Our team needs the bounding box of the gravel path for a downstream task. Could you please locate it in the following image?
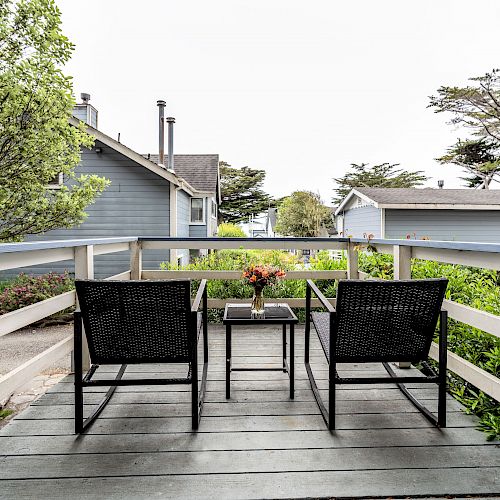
[0,323,72,427]
[0,323,72,376]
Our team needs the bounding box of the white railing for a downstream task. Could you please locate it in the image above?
[0,236,499,406]
[0,237,136,403]
[352,237,500,402]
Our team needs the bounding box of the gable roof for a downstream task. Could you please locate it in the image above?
[335,187,500,214]
[144,154,219,195]
[69,116,197,195]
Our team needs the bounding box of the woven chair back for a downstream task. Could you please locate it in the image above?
[334,279,447,362]
[75,280,193,364]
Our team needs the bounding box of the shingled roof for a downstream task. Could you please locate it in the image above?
[336,187,500,214]
[144,154,219,194]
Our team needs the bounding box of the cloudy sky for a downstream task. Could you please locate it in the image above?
[57,0,500,204]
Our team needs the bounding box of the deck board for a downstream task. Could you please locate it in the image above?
[0,324,498,499]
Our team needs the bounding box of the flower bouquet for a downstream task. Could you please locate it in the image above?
[242,265,286,317]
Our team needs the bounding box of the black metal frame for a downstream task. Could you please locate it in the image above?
[304,279,448,431]
[74,279,209,433]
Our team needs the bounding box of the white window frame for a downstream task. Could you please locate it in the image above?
[190,197,205,224]
[47,173,63,190]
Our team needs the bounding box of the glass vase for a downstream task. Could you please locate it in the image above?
[251,286,265,318]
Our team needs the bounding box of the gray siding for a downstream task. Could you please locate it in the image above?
[189,225,207,238]
[177,190,190,238]
[7,142,171,278]
[385,209,500,243]
[189,197,208,238]
[342,205,381,238]
[176,190,190,265]
[72,108,88,123]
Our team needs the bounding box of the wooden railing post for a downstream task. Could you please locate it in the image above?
[394,245,412,280]
[74,245,94,371]
[130,241,142,280]
[393,244,412,368]
[347,242,359,279]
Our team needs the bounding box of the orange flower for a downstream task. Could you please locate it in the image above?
[249,275,257,283]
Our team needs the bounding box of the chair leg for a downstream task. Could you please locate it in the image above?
[438,310,448,428]
[74,311,84,434]
[191,358,199,430]
[78,365,125,434]
[75,377,84,434]
[328,360,336,431]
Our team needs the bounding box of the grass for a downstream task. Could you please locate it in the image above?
[0,409,13,420]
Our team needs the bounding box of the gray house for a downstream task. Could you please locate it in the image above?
[335,187,500,243]
[18,97,220,277]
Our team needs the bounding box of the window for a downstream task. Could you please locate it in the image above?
[47,173,63,189]
[190,198,204,223]
[211,200,217,218]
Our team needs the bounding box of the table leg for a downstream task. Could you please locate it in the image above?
[226,324,231,399]
[282,324,287,373]
[290,323,294,399]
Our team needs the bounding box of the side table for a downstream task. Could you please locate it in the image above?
[223,303,299,399]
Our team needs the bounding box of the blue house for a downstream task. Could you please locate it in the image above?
[20,96,220,277]
[335,187,500,243]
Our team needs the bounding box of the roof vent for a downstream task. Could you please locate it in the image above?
[157,100,166,166]
[167,117,175,172]
[81,92,91,104]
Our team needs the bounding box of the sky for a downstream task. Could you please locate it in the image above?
[57,0,500,205]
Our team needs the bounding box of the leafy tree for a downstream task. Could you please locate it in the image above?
[218,161,273,224]
[275,191,333,237]
[332,163,427,204]
[217,223,246,237]
[436,139,500,189]
[429,70,500,188]
[0,0,109,242]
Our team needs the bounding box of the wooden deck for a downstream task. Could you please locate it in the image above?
[0,325,498,499]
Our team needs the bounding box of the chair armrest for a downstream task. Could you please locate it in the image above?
[306,279,336,313]
[191,279,207,312]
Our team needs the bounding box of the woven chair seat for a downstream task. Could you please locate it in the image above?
[311,312,331,362]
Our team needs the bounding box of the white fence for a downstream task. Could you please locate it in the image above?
[0,236,499,405]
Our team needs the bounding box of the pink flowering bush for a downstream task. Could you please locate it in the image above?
[0,272,74,315]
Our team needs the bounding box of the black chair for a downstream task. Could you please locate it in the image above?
[74,279,208,433]
[305,278,448,430]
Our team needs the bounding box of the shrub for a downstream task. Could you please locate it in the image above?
[0,272,74,315]
[217,223,246,238]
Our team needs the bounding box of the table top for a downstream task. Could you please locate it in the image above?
[223,303,299,324]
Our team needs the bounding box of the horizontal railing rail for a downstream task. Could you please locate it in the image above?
[0,236,499,406]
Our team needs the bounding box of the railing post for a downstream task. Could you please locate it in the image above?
[74,245,94,371]
[347,242,359,279]
[394,245,412,280]
[394,244,412,368]
[130,241,142,280]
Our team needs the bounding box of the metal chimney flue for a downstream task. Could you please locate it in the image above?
[157,100,166,166]
[437,180,444,189]
[166,117,175,171]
